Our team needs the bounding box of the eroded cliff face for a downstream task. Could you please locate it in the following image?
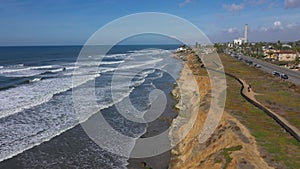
[169,54,272,169]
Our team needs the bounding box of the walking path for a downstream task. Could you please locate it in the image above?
[232,75,300,142]
[195,52,300,142]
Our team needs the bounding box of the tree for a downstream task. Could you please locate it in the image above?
[277,40,282,50]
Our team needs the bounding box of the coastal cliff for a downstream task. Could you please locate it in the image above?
[169,52,272,169]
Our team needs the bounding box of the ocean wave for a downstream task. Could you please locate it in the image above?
[29,78,42,83]
[117,58,163,70]
[100,60,125,65]
[129,48,171,55]
[0,70,44,77]
[0,80,137,163]
[0,65,56,74]
[0,65,78,78]
[103,53,127,59]
[0,72,100,119]
[0,67,31,74]
[0,48,174,164]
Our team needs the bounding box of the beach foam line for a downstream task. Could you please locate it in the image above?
[0,82,138,163]
[0,65,57,74]
[29,78,42,83]
[0,73,100,119]
[100,60,125,65]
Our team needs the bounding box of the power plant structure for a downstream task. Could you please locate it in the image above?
[244,24,248,43]
[233,24,249,45]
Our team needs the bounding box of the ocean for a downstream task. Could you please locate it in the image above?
[0,45,182,168]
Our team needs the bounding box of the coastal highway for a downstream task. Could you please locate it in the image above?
[237,54,300,86]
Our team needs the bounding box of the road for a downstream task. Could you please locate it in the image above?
[237,54,300,86]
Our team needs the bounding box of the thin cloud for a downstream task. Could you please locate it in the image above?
[245,0,268,6]
[223,3,245,12]
[223,27,239,34]
[286,23,299,28]
[273,21,282,28]
[179,0,192,7]
[260,21,298,32]
[266,2,277,9]
[260,21,282,32]
[285,0,300,9]
[251,24,300,42]
[244,0,279,9]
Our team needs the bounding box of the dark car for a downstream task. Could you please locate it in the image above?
[272,71,280,76]
[280,74,288,79]
[255,64,261,68]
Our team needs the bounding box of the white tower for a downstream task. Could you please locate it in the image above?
[244,24,248,43]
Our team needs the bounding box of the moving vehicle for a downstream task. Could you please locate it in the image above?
[280,74,288,79]
[254,64,261,68]
[272,71,280,77]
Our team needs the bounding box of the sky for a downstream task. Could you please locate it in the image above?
[0,0,300,46]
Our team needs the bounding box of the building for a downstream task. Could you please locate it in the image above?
[233,24,248,45]
[277,50,298,62]
[244,24,248,43]
[228,43,234,48]
[264,49,277,59]
[176,46,187,52]
[265,50,298,61]
[233,38,244,45]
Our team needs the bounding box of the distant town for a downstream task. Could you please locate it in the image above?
[214,24,300,71]
[176,24,300,87]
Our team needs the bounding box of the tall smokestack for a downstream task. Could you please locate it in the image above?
[244,24,248,43]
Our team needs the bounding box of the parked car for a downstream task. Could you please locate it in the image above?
[280,74,288,79]
[272,71,280,77]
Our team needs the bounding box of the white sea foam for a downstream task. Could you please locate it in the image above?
[0,81,136,163]
[0,72,100,119]
[0,69,45,77]
[0,65,56,74]
[100,60,125,65]
[0,67,31,73]
[0,48,175,163]
[29,78,42,83]
[103,53,127,59]
[0,65,79,77]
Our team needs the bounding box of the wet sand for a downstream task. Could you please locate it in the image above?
[127,73,179,169]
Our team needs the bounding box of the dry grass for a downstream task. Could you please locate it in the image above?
[219,53,300,168]
[219,54,300,129]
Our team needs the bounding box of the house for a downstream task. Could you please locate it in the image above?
[228,43,234,48]
[176,46,187,52]
[277,50,298,62]
[264,50,298,61]
[233,38,244,45]
[264,49,277,59]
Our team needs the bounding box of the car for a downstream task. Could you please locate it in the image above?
[272,71,280,76]
[255,64,261,68]
[280,74,288,79]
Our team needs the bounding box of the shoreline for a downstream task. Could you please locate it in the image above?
[126,54,182,169]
